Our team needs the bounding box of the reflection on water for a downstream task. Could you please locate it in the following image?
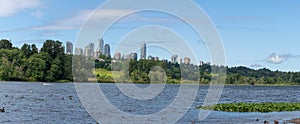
[0,82,300,123]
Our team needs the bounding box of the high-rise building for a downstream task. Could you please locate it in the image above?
[104,44,110,57]
[199,61,204,66]
[84,43,94,57]
[148,55,159,61]
[84,45,91,57]
[113,52,122,60]
[75,48,83,55]
[140,43,146,60]
[131,53,137,60]
[124,53,137,60]
[89,43,94,54]
[171,55,182,64]
[184,57,191,65]
[177,57,182,64]
[148,55,154,60]
[98,38,104,54]
[66,41,73,54]
[171,55,178,63]
[94,51,100,59]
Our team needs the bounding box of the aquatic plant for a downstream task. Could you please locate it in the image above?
[197,102,300,113]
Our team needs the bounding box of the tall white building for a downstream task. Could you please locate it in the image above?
[84,43,94,57]
[184,57,191,65]
[75,48,83,55]
[171,55,178,63]
[140,43,146,60]
[98,38,104,54]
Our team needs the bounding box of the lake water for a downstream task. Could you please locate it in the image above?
[0,82,300,124]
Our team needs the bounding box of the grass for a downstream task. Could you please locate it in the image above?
[95,69,123,77]
[93,69,123,82]
[197,102,300,113]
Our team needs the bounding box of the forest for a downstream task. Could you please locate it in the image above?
[0,39,72,82]
[95,52,300,85]
[1,39,300,84]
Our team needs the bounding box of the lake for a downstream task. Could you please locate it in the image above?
[0,82,300,124]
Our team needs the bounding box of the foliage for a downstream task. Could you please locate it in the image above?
[197,102,300,113]
[2,38,300,84]
[94,56,300,84]
[0,39,13,49]
[0,39,73,82]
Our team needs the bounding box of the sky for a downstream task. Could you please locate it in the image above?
[0,0,300,72]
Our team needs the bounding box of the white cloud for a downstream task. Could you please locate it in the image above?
[0,8,135,36]
[266,53,300,64]
[267,53,284,64]
[30,10,43,19]
[0,8,175,34]
[0,0,42,17]
[30,9,134,31]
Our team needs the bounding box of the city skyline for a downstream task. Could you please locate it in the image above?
[1,0,300,71]
[73,40,198,65]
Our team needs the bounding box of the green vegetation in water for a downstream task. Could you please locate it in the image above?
[197,102,300,113]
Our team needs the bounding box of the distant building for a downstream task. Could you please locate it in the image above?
[130,53,137,60]
[148,55,159,61]
[94,51,100,59]
[113,52,122,60]
[184,57,191,65]
[125,53,137,60]
[98,38,104,54]
[199,61,204,66]
[171,55,182,64]
[89,43,94,54]
[84,45,91,57]
[104,44,110,57]
[171,55,178,63]
[140,43,146,60]
[66,41,73,54]
[148,55,154,60]
[75,48,83,55]
[177,57,182,64]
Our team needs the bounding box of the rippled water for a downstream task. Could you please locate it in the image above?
[0,82,300,124]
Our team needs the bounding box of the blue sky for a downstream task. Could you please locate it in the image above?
[0,0,300,71]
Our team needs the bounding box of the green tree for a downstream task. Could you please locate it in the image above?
[25,52,52,81]
[21,44,33,57]
[0,39,13,49]
[31,44,38,54]
[0,57,13,80]
[40,40,64,59]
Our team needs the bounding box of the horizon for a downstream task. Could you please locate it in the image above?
[2,38,299,73]
[1,0,300,72]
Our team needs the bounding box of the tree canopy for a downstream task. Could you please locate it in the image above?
[0,39,72,82]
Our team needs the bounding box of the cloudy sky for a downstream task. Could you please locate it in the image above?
[0,0,300,71]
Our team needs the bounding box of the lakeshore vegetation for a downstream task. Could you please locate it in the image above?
[1,39,300,84]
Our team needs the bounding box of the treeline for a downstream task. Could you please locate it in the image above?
[96,58,300,85]
[0,39,72,82]
[2,38,300,84]
[226,66,300,85]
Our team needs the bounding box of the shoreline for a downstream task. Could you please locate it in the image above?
[1,81,300,86]
[286,118,300,123]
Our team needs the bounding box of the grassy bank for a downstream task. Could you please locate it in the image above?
[197,102,300,113]
[92,69,300,85]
